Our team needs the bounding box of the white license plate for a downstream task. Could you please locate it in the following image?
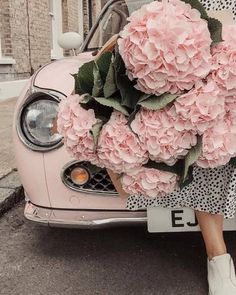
[147,207,236,233]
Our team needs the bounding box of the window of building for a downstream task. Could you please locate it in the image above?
[0,36,15,65]
[49,0,63,59]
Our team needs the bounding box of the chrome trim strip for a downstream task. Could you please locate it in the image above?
[61,160,118,196]
[24,202,147,229]
[51,217,147,229]
[16,87,64,152]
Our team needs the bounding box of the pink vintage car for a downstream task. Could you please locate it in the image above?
[12,0,236,231]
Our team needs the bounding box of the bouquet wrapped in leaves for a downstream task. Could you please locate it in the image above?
[57,0,236,198]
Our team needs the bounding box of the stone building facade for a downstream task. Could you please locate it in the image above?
[0,0,107,82]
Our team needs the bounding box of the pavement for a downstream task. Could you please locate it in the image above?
[0,97,17,178]
[0,202,212,295]
[0,202,235,295]
[0,97,24,217]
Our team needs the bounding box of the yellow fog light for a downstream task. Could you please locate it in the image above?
[70,167,90,186]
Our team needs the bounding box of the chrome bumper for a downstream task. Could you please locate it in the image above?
[24,202,147,229]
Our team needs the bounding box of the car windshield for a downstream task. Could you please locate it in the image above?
[84,0,152,51]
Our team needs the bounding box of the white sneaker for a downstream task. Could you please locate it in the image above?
[208,254,236,295]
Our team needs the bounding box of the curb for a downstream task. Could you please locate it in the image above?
[0,169,24,218]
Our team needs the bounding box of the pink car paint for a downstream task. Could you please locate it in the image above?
[34,52,93,96]
[12,51,147,228]
[12,1,236,231]
[34,52,129,210]
[15,2,236,231]
[12,79,51,207]
[43,148,128,210]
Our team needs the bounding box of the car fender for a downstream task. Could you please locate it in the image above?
[33,52,93,96]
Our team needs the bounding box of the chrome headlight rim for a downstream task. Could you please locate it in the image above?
[16,88,64,152]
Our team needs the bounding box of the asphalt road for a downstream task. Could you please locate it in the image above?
[0,202,236,295]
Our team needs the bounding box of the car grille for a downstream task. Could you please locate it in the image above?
[62,161,118,196]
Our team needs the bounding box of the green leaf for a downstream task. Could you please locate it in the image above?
[96,51,113,83]
[116,74,142,109]
[138,93,178,110]
[126,105,141,138]
[90,120,104,149]
[144,159,184,177]
[72,74,81,95]
[208,17,223,44]
[127,105,141,129]
[93,97,129,116]
[229,157,236,167]
[181,0,208,20]
[138,93,152,103]
[180,166,194,190]
[75,60,95,95]
[85,162,102,175]
[183,136,202,182]
[113,50,143,109]
[104,57,118,98]
[79,95,113,121]
[113,51,126,75]
[92,62,103,97]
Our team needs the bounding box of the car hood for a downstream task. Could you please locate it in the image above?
[33,52,94,96]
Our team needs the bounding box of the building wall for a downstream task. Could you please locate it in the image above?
[0,0,105,82]
[8,0,30,80]
[82,0,90,38]
[62,0,80,56]
[0,0,15,81]
[10,0,51,79]
[0,0,51,81]
[0,0,12,56]
[62,0,79,33]
[91,0,102,25]
[27,0,51,74]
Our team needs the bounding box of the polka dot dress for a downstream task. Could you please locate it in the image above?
[126,0,236,219]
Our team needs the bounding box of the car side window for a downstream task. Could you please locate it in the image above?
[87,1,129,50]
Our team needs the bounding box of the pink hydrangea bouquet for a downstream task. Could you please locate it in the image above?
[57,0,236,198]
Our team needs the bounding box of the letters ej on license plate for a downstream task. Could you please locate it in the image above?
[147,207,236,233]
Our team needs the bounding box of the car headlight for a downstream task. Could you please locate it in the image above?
[17,91,63,151]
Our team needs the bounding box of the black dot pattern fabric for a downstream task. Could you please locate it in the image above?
[127,164,236,218]
[126,1,236,219]
[206,0,236,17]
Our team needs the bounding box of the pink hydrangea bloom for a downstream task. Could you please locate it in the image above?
[222,24,236,47]
[57,94,100,165]
[131,106,197,166]
[196,117,236,169]
[224,94,236,137]
[121,167,179,198]
[118,0,212,95]
[97,112,148,173]
[210,25,236,93]
[174,80,225,134]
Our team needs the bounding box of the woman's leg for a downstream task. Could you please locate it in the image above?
[196,211,236,294]
[195,210,227,260]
